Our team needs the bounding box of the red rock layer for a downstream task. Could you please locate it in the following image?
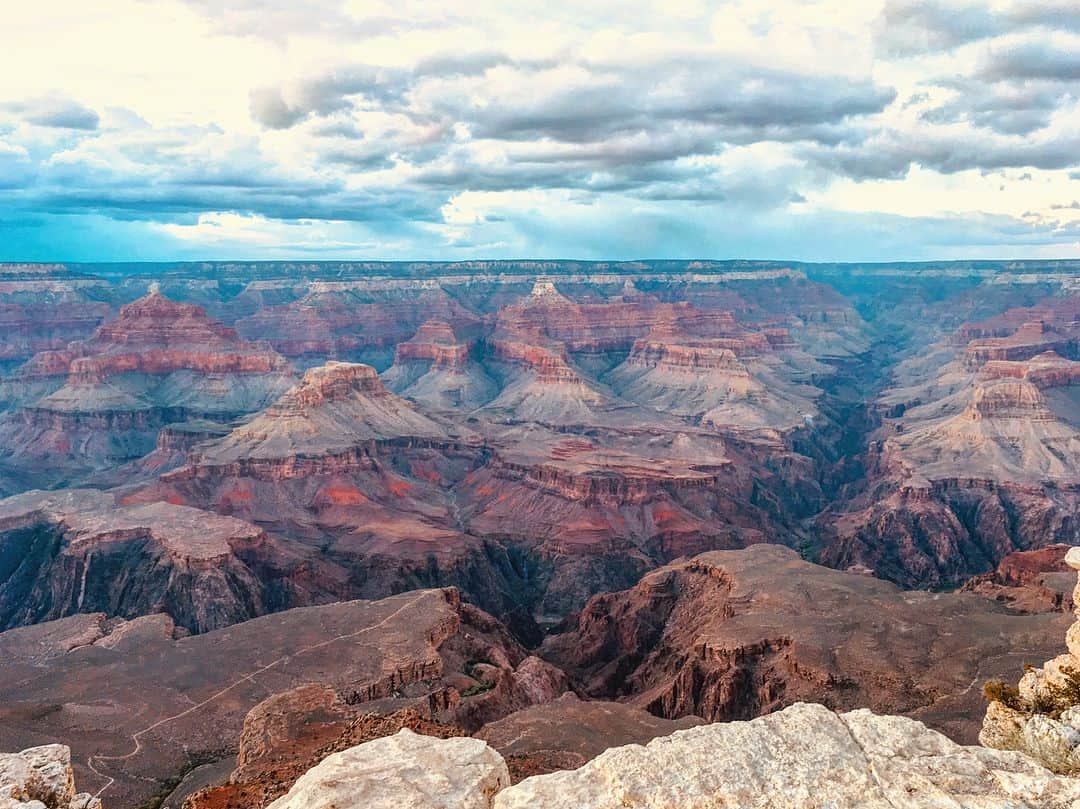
[234,285,482,363]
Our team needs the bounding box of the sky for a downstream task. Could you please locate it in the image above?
[1,0,1078,262]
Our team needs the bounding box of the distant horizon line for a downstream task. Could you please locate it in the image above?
[5,258,1080,268]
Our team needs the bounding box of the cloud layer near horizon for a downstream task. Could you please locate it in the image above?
[1,0,1078,261]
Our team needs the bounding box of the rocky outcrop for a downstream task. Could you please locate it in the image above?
[0,265,113,378]
[234,283,482,368]
[606,318,824,433]
[475,693,702,782]
[0,489,313,634]
[981,547,1080,774]
[0,744,100,809]
[820,292,1080,588]
[962,544,1075,613]
[185,362,451,468]
[541,545,1070,742]
[266,730,509,809]
[381,321,497,412]
[0,588,563,808]
[261,703,1080,809]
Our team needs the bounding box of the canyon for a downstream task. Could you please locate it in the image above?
[0,259,1076,807]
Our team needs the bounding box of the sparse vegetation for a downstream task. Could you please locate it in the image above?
[983,666,1080,720]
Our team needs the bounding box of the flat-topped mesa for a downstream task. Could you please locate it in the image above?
[529,278,571,303]
[980,549,1080,774]
[382,321,498,412]
[967,379,1056,420]
[963,322,1079,370]
[624,340,751,375]
[489,338,584,384]
[281,361,391,409]
[954,296,1080,345]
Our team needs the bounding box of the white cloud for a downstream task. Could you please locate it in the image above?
[0,0,1077,259]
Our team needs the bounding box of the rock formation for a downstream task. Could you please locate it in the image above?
[0,488,318,634]
[381,320,497,412]
[0,588,562,808]
[981,547,1080,774]
[234,283,482,370]
[266,730,509,809]
[263,703,1080,809]
[819,292,1080,587]
[0,264,112,379]
[0,744,100,809]
[962,544,1075,613]
[541,544,1070,742]
[0,289,295,492]
[474,693,703,782]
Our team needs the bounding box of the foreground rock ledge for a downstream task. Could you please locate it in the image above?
[0,744,99,809]
[268,703,1080,809]
[981,546,1080,774]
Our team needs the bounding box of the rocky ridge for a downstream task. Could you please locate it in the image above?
[265,703,1080,809]
[981,547,1080,774]
[0,744,99,809]
[0,488,314,634]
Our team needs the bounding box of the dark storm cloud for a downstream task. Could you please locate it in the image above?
[6,182,441,224]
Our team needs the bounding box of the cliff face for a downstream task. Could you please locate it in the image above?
[0,489,319,634]
[234,284,482,368]
[0,743,100,809]
[0,265,113,376]
[541,545,1069,743]
[0,289,296,492]
[0,589,564,809]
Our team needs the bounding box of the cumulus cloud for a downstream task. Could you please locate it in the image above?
[0,0,1078,260]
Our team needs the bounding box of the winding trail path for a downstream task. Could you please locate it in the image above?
[87,591,430,799]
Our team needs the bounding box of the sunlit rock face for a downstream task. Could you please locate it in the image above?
[264,705,1080,809]
[0,743,100,809]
